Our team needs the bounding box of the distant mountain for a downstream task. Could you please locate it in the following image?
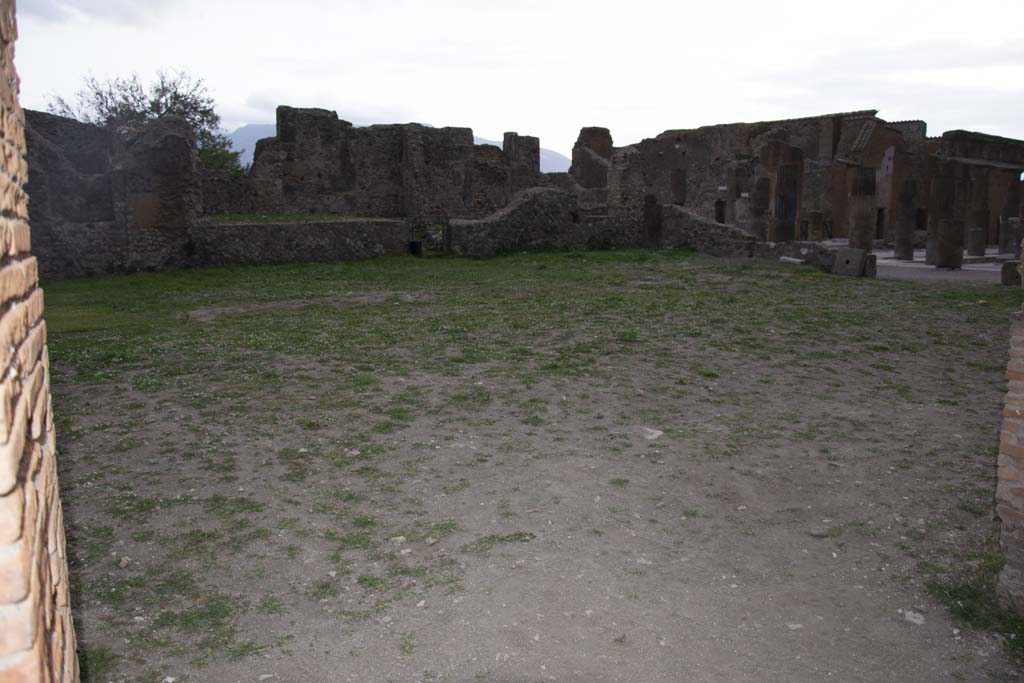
[472,136,571,173]
[227,124,275,166]
[227,124,571,173]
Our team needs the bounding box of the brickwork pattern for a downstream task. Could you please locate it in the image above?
[0,1,79,680]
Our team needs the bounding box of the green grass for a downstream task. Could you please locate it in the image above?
[927,550,1024,659]
[78,646,118,683]
[460,531,536,554]
[42,250,1024,677]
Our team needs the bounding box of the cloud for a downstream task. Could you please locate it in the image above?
[14,0,1024,154]
[19,0,179,24]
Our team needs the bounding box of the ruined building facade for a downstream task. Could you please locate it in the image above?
[564,111,1024,257]
[25,105,546,277]
[0,1,79,680]
[22,103,1024,278]
[203,106,540,221]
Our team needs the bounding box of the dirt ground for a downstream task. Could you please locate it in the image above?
[44,251,1024,682]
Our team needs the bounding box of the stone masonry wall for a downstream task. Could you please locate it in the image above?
[26,110,199,278]
[0,1,79,681]
[447,188,635,257]
[238,106,543,222]
[189,219,408,267]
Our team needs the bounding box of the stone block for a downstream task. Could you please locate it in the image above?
[1003,262,1022,287]
[0,594,36,655]
[967,224,987,256]
[864,253,877,278]
[0,485,22,545]
[831,247,867,277]
[1001,217,1023,256]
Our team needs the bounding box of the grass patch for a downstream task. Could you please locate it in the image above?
[461,531,536,554]
[78,646,118,682]
[927,550,1024,659]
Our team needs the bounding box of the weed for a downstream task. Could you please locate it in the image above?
[461,531,536,554]
[927,551,1024,659]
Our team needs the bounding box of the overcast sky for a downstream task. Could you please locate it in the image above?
[14,0,1024,156]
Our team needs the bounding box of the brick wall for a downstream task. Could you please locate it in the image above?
[0,1,79,680]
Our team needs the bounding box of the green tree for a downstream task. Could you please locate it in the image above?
[47,69,245,173]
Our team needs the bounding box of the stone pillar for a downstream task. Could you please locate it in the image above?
[967,224,987,257]
[806,210,825,242]
[935,219,964,269]
[1002,217,1023,257]
[0,1,80,680]
[894,179,917,261]
[894,224,915,260]
[998,309,1024,612]
[120,116,200,271]
[969,165,991,256]
[848,166,876,252]
[606,146,646,244]
[927,165,957,265]
[503,132,540,194]
[569,127,613,189]
[748,177,771,242]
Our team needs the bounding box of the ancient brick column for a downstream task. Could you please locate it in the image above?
[569,127,612,189]
[848,166,876,252]
[0,1,79,680]
[1002,217,1023,258]
[503,132,540,195]
[926,166,957,265]
[968,166,990,257]
[935,218,964,269]
[893,179,917,261]
[967,224,987,257]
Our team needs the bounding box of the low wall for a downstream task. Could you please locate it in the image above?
[188,218,408,267]
[29,220,125,278]
[447,187,636,257]
[32,187,853,277]
[661,204,757,256]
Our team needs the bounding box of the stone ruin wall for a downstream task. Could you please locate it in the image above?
[568,112,1024,258]
[0,1,79,680]
[26,109,199,278]
[21,99,1024,278]
[26,105,548,277]
[206,105,541,222]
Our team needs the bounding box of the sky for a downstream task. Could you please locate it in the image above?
[14,0,1024,157]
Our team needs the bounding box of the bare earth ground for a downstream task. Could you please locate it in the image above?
[44,251,1024,683]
